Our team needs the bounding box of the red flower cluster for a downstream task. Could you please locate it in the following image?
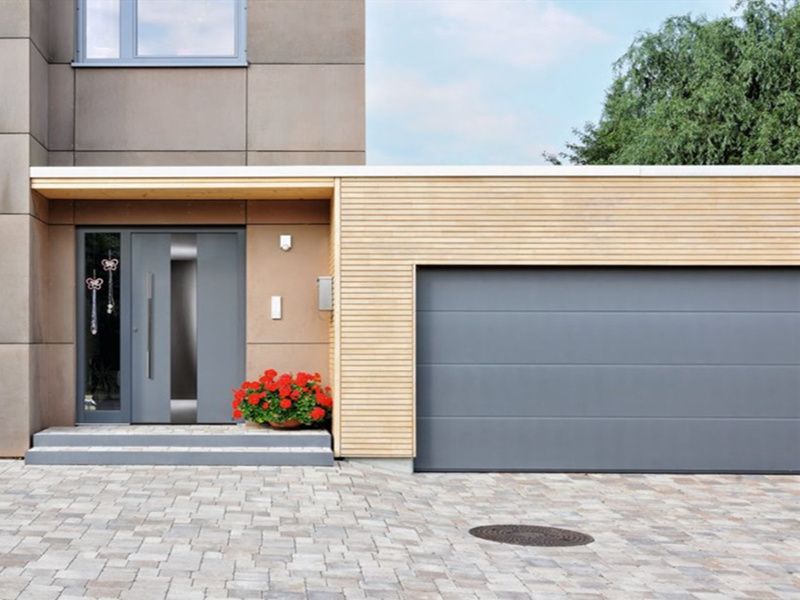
[231,370,333,426]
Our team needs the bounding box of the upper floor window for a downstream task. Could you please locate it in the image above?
[76,0,247,66]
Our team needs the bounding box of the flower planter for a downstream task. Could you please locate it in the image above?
[267,419,302,430]
[244,419,302,430]
[232,370,332,428]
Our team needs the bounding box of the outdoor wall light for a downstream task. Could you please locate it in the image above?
[280,235,292,251]
[271,296,282,320]
[318,277,333,311]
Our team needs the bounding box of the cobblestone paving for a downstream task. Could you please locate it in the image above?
[0,460,797,600]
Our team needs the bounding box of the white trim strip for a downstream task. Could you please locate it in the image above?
[30,165,800,179]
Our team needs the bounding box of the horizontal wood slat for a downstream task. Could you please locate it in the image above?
[336,177,800,458]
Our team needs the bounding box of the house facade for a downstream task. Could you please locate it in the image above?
[0,0,365,456]
[2,2,798,473]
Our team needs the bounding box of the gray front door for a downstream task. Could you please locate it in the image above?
[131,231,244,424]
[131,234,172,422]
[416,267,800,473]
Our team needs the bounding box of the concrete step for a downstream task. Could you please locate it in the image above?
[33,425,332,449]
[25,445,334,466]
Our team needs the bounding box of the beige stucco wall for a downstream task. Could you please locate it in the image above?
[245,201,332,383]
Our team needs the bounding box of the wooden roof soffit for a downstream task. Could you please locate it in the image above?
[30,177,336,201]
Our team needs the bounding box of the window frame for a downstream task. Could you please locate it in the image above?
[74,0,248,67]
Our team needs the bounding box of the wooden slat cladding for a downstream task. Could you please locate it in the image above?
[331,179,342,456]
[336,176,800,458]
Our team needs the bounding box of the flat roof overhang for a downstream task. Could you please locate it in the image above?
[30,165,800,201]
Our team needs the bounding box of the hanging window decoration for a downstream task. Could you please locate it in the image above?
[101,255,119,314]
[86,271,104,335]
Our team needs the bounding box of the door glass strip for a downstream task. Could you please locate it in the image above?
[83,233,122,412]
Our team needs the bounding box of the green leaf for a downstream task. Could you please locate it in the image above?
[557,0,800,165]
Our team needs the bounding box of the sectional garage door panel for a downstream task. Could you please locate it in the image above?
[416,268,800,472]
[418,312,800,366]
[416,418,800,472]
[417,268,800,312]
[417,365,800,418]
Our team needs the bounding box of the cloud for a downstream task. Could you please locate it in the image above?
[429,0,613,69]
[367,0,610,164]
[370,69,516,142]
[368,65,552,164]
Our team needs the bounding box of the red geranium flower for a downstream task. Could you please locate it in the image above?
[233,370,331,426]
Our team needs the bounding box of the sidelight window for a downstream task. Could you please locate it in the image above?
[82,232,123,413]
[76,0,247,66]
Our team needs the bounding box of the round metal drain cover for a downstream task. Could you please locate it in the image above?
[469,525,594,547]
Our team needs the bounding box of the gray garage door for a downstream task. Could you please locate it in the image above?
[416,267,800,472]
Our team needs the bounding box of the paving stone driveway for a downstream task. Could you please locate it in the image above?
[0,460,797,600]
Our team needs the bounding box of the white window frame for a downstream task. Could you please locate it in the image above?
[74,0,248,67]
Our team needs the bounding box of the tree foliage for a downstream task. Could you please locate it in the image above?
[547,0,800,165]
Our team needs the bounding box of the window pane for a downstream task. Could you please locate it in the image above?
[85,0,120,59]
[136,0,237,57]
[84,233,122,412]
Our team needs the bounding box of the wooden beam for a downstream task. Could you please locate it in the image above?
[31,177,335,200]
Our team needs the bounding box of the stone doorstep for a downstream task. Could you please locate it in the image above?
[42,425,327,435]
[32,425,332,448]
[25,445,335,467]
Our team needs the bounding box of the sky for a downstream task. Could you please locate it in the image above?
[366,0,740,165]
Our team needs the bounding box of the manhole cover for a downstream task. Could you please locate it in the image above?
[469,525,594,547]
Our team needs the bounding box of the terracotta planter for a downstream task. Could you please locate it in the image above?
[267,419,302,429]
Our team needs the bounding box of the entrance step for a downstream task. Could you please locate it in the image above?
[26,425,334,466]
[25,446,334,466]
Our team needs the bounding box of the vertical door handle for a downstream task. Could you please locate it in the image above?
[146,271,154,380]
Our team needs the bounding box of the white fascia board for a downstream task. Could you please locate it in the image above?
[29,165,800,179]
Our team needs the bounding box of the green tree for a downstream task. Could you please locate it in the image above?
[547,0,800,165]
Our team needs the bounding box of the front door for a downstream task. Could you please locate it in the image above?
[78,229,245,424]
